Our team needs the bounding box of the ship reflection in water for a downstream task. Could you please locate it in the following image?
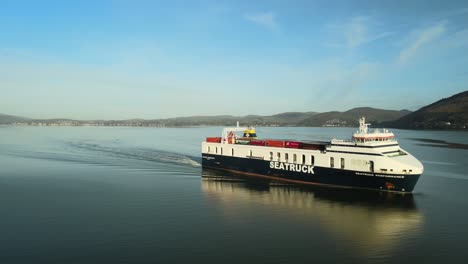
[201,168,424,258]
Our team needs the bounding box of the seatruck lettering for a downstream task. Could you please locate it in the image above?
[270,161,314,174]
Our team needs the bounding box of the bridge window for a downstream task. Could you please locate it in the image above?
[341,158,345,169]
[269,152,273,161]
[249,150,252,157]
[302,155,306,164]
[330,157,334,168]
[221,148,223,155]
[215,147,218,154]
[207,146,210,153]
[285,153,289,162]
[277,152,281,161]
[311,155,315,165]
[293,154,297,163]
[231,149,234,156]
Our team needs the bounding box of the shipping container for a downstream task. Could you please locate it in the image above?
[266,139,285,148]
[206,137,222,143]
[250,139,266,146]
[285,141,303,149]
[303,143,326,151]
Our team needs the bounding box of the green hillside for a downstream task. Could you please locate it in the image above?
[385,91,468,129]
[298,107,411,127]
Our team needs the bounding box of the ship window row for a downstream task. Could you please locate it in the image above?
[207,147,315,166]
[207,146,219,153]
[355,138,393,143]
[269,151,315,165]
[206,146,335,169]
[206,146,228,155]
[330,157,345,169]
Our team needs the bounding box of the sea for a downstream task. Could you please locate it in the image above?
[0,126,467,263]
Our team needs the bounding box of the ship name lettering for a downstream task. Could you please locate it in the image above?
[270,161,314,174]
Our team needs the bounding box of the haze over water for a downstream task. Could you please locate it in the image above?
[0,126,467,263]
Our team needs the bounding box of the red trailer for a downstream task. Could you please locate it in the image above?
[206,137,222,143]
[266,139,285,148]
[250,139,266,146]
[285,141,303,149]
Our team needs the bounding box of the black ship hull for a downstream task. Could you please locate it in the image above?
[202,154,420,192]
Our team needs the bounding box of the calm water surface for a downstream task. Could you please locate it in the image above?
[0,126,467,263]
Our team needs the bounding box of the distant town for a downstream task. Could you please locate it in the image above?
[11,120,168,127]
[11,118,351,128]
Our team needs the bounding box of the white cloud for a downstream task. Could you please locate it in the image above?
[346,16,393,48]
[398,21,446,64]
[326,16,393,49]
[244,11,278,31]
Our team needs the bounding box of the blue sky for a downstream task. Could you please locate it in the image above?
[1,0,467,119]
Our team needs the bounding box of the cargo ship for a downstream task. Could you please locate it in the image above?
[201,117,423,192]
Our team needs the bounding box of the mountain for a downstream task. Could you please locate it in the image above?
[0,108,411,127]
[297,107,411,127]
[384,91,468,129]
[265,112,319,125]
[156,112,319,126]
[0,112,319,126]
[0,114,30,124]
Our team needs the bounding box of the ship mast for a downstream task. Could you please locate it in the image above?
[221,122,250,144]
[359,117,370,134]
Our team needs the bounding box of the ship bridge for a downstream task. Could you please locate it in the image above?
[329,117,402,157]
[352,117,395,143]
[326,117,423,176]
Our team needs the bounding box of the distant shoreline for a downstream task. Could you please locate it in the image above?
[2,123,467,131]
